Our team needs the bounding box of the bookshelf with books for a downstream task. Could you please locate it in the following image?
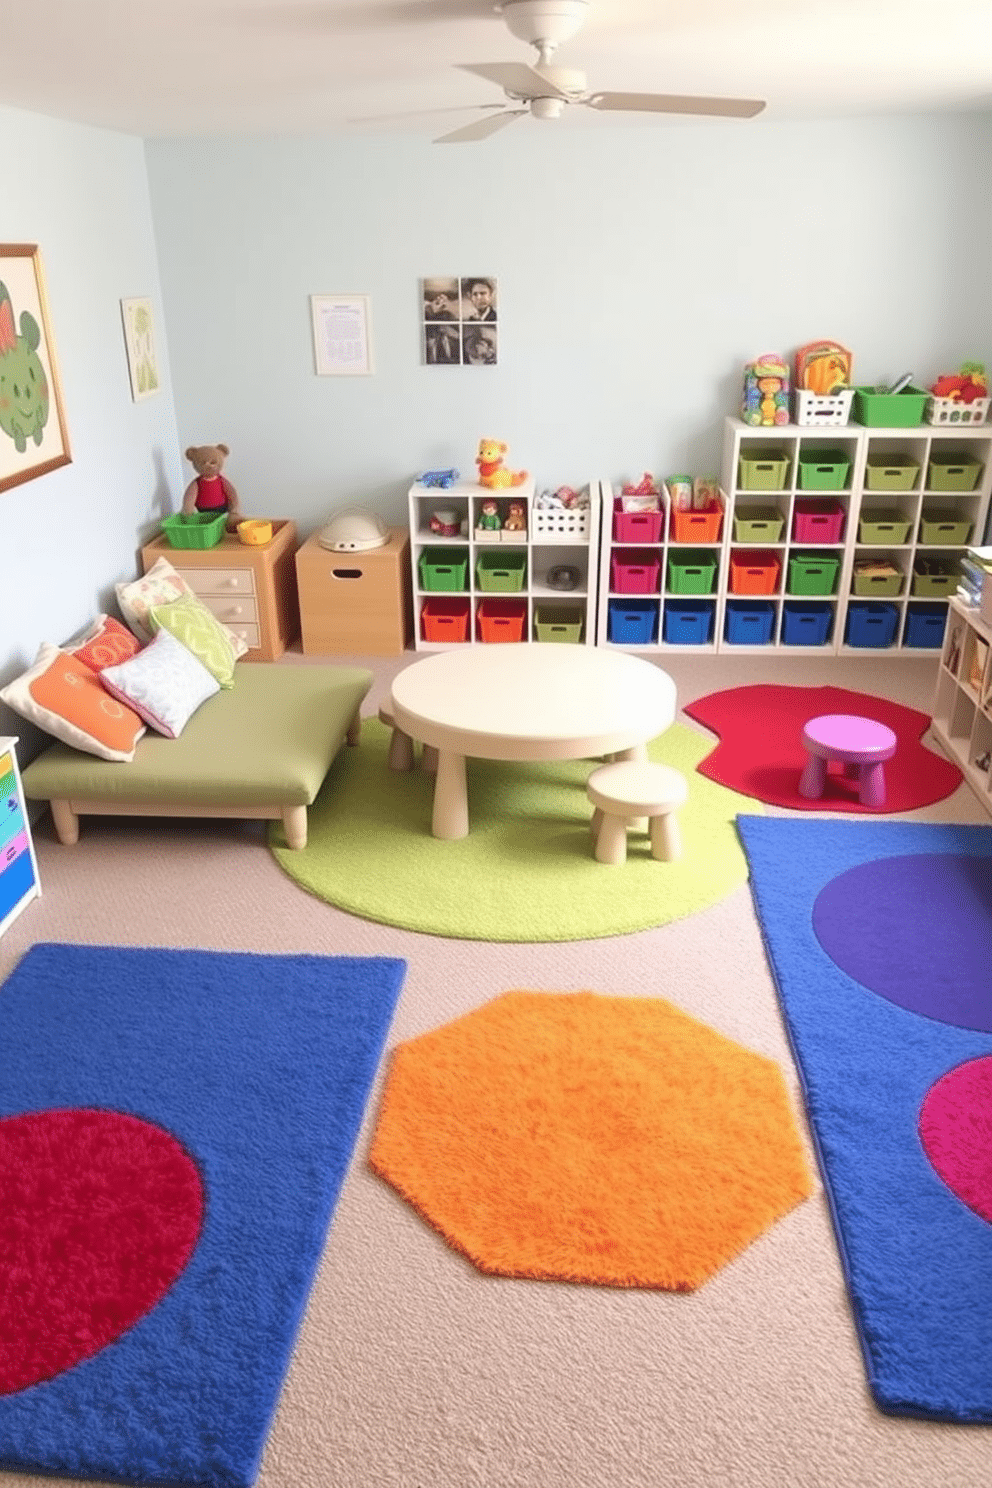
[930,593,992,817]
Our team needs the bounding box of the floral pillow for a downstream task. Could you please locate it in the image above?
[0,643,145,762]
[100,626,219,738]
[116,556,248,657]
[65,614,143,673]
[148,595,237,689]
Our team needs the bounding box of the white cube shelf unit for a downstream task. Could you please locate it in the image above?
[716,418,992,656]
[408,475,601,649]
[595,481,728,652]
[929,595,992,818]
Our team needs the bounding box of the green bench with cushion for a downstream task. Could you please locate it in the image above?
[21,663,372,849]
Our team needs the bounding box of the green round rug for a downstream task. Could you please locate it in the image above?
[269,718,759,942]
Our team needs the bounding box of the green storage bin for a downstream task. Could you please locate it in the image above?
[733,506,785,543]
[864,455,920,491]
[797,450,851,490]
[476,549,526,592]
[418,546,468,591]
[857,510,912,544]
[852,562,904,597]
[787,552,840,596]
[911,558,959,597]
[918,511,973,545]
[738,451,790,490]
[161,511,226,549]
[852,386,928,427]
[666,548,718,595]
[926,456,983,492]
[534,605,584,643]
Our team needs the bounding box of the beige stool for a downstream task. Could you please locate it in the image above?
[379,705,438,774]
[586,760,688,866]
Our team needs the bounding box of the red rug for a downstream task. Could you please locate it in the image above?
[685,684,962,813]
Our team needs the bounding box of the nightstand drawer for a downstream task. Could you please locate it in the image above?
[204,595,259,628]
[180,567,256,598]
[222,622,260,650]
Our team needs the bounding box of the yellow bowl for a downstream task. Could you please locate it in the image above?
[238,519,272,547]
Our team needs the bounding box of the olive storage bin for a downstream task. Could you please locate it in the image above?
[926,456,983,492]
[857,510,912,544]
[918,511,973,545]
[864,455,920,491]
[911,557,959,596]
[476,549,526,592]
[733,506,785,543]
[534,605,583,643]
[852,563,904,597]
[666,548,718,594]
[797,450,851,490]
[738,451,791,490]
[787,552,839,595]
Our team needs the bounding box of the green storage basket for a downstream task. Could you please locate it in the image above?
[864,455,920,491]
[476,549,527,592]
[787,552,839,596]
[418,546,468,591]
[852,563,904,597]
[857,510,912,544]
[926,457,983,492]
[918,510,973,546]
[911,558,960,597]
[738,451,790,490]
[852,386,928,427]
[797,450,851,490]
[161,511,226,549]
[534,604,584,643]
[733,506,785,543]
[666,548,718,595]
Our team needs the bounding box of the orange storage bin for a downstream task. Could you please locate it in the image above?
[670,505,723,544]
[476,597,527,643]
[730,549,781,595]
[421,595,471,643]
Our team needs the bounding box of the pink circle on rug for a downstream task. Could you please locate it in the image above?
[0,1107,204,1394]
[919,1057,992,1225]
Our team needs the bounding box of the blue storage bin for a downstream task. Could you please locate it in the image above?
[903,602,948,649]
[781,601,833,646]
[663,599,715,645]
[607,597,658,645]
[724,599,775,645]
[845,601,899,648]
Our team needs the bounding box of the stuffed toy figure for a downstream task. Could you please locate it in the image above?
[182,444,241,528]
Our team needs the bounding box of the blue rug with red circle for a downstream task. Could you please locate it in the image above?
[738,816,992,1422]
[0,943,405,1486]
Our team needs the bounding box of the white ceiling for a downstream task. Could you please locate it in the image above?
[3,0,991,140]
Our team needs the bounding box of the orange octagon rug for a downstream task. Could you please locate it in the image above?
[369,991,814,1289]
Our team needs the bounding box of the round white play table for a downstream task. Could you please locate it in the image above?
[390,645,678,839]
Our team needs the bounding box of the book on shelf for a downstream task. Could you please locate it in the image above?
[969,636,989,692]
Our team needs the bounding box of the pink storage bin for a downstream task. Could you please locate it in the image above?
[792,498,845,544]
[611,547,661,594]
[612,499,664,543]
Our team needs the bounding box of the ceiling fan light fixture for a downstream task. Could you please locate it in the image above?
[496,1,590,56]
[530,95,566,119]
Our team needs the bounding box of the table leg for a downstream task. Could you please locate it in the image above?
[859,761,887,807]
[432,749,469,839]
[798,752,827,799]
[614,742,648,763]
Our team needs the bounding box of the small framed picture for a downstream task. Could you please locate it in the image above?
[120,296,161,401]
[310,294,373,376]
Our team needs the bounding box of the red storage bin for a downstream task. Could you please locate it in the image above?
[792,498,845,544]
[421,596,471,643]
[730,549,781,595]
[476,597,527,642]
[670,505,724,544]
[611,548,661,594]
[612,499,664,543]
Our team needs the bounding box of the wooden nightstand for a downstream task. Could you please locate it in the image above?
[141,520,300,661]
[295,526,413,655]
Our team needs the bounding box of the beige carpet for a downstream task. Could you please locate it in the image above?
[2,648,989,1488]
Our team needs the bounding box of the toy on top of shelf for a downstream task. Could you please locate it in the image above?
[417,467,460,488]
[794,341,853,395]
[477,498,502,531]
[429,508,461,537]
[622,472,660,498]
[666,475,692,512]
[930,364,987,403]
[741,354,790,427]
[476,438,528,489]
[693,476,720,511]
[182,443,242,529]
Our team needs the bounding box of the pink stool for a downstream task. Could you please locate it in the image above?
[798,714,897,807]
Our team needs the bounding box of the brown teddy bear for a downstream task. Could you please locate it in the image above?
[181,444,241,529]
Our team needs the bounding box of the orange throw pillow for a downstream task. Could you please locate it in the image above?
[0,644,145,762]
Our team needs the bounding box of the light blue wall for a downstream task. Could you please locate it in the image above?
[0,106,183,757]
[146,112,992,539]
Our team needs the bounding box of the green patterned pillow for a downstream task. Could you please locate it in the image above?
[148,595,237,689]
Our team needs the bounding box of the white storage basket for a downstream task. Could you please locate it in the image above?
[532,505,591,541]
[793,387,855,427]
[925,395,990,426]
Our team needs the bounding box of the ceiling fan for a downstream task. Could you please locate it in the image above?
[435,0,765,143]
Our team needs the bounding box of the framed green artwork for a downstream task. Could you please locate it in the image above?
[0,243,72,494]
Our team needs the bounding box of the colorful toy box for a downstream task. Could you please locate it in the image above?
[741,354,790,427]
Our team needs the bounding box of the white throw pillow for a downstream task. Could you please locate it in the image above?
[100,626,219,738]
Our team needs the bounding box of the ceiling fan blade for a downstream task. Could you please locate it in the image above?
[457,62,571,98]
[435,109,528,144]
[351,102,506,125]
[588,92,766,119]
